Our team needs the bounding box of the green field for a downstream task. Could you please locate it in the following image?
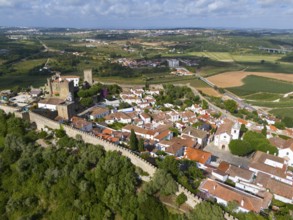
[270,108,293,119]
[248,100,293,108]
[0,74,49,89]
[179,52,282,62]
[228,75,293,96]
[243,93,281,101]
[12,59,47,74]
[96,75,208,87]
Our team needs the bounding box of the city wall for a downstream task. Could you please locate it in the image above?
[0,105,208,208]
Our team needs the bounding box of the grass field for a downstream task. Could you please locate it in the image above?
[200,65,243,76]
[248,100,293,108]
[12,59,47,74]
[96,75,208,87]
[179,52,282,62]
[270,108,293,119]
[228,75,293,96]
[0,74,49,89]
[239,61,293,74]
[243,93,281,101]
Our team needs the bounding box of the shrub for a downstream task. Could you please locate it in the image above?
[229,140,253,156]
[176,193,187,206]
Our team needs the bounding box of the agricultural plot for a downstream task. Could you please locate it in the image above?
[208,71,293,88]
[231,54,281,62]
[270,108,293,119]
[12,59,47,74]
[243,93,281,101]
[228,75,293,96]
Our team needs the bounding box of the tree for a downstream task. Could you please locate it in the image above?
[189,201,225,220]
[176,193,187,207]
[138,138,144,152]
[202,99,208,109]
[158,156,179,177]
[145,169,178,196]
[261,124,267,136]
[229,139,254,156]
[80,97,93,107]
[224,100,237,113]
[227,200,239,213]
[55,128,66,138]
[129,129,138,151]
[240,124,248,134]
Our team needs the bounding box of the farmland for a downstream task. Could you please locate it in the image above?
[228,75,293,96]
[208,71,293,88]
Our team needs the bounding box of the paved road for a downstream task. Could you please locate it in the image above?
[204,142,250,168]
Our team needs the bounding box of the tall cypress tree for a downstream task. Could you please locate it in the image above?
[130,129,138,151]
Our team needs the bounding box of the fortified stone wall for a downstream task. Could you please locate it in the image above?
[0,105,209,208]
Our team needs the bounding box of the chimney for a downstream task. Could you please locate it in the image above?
[213,184,217,191]
[241,199,244,207]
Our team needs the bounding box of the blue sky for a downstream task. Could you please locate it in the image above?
[0,0,292,29]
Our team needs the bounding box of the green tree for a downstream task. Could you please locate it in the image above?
[224,100,237,113]
[158,156,179,177]
[176,193,187,207]
[129,129,138,151]
[138,138,145,152]
[202,99,208,109]
[55,128,66,138]
[189,201,225,220]
[229,139,254,156]
[80,97,93,107]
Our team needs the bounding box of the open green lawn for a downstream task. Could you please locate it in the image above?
[12,59,47,74]
[228,75,293,96]
[248,100,293,108]
[270,108,293,119]
[243,93,281,101]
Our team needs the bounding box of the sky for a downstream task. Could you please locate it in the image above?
[0,0,292,29]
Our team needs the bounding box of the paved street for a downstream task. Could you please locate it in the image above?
[204,142,250,168]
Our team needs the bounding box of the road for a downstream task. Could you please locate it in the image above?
[175,82,236,119]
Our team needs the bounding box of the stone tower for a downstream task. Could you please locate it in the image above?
[84,69,93,86]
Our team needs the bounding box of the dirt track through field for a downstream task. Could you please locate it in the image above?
[207,71,293,88]
[197,87,222,97]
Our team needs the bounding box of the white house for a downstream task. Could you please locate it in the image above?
[38,98,65,111]
[89,107,109,120]
[269,137,293,167]
[140,112,151,124]
[249,151,293,185]
[181,126,209,147]
[62,75,80,87]
[199,178,272,213]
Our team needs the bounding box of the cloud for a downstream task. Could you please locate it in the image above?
[0,0,292,28]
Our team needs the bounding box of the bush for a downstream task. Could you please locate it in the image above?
[176,193,187,206]
[229,140,253,156]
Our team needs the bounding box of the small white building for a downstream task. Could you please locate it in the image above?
[214,119,240,150]
[38,98,65,111]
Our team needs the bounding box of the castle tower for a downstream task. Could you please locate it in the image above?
[84,69,93,86]
[47,78,53,96]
